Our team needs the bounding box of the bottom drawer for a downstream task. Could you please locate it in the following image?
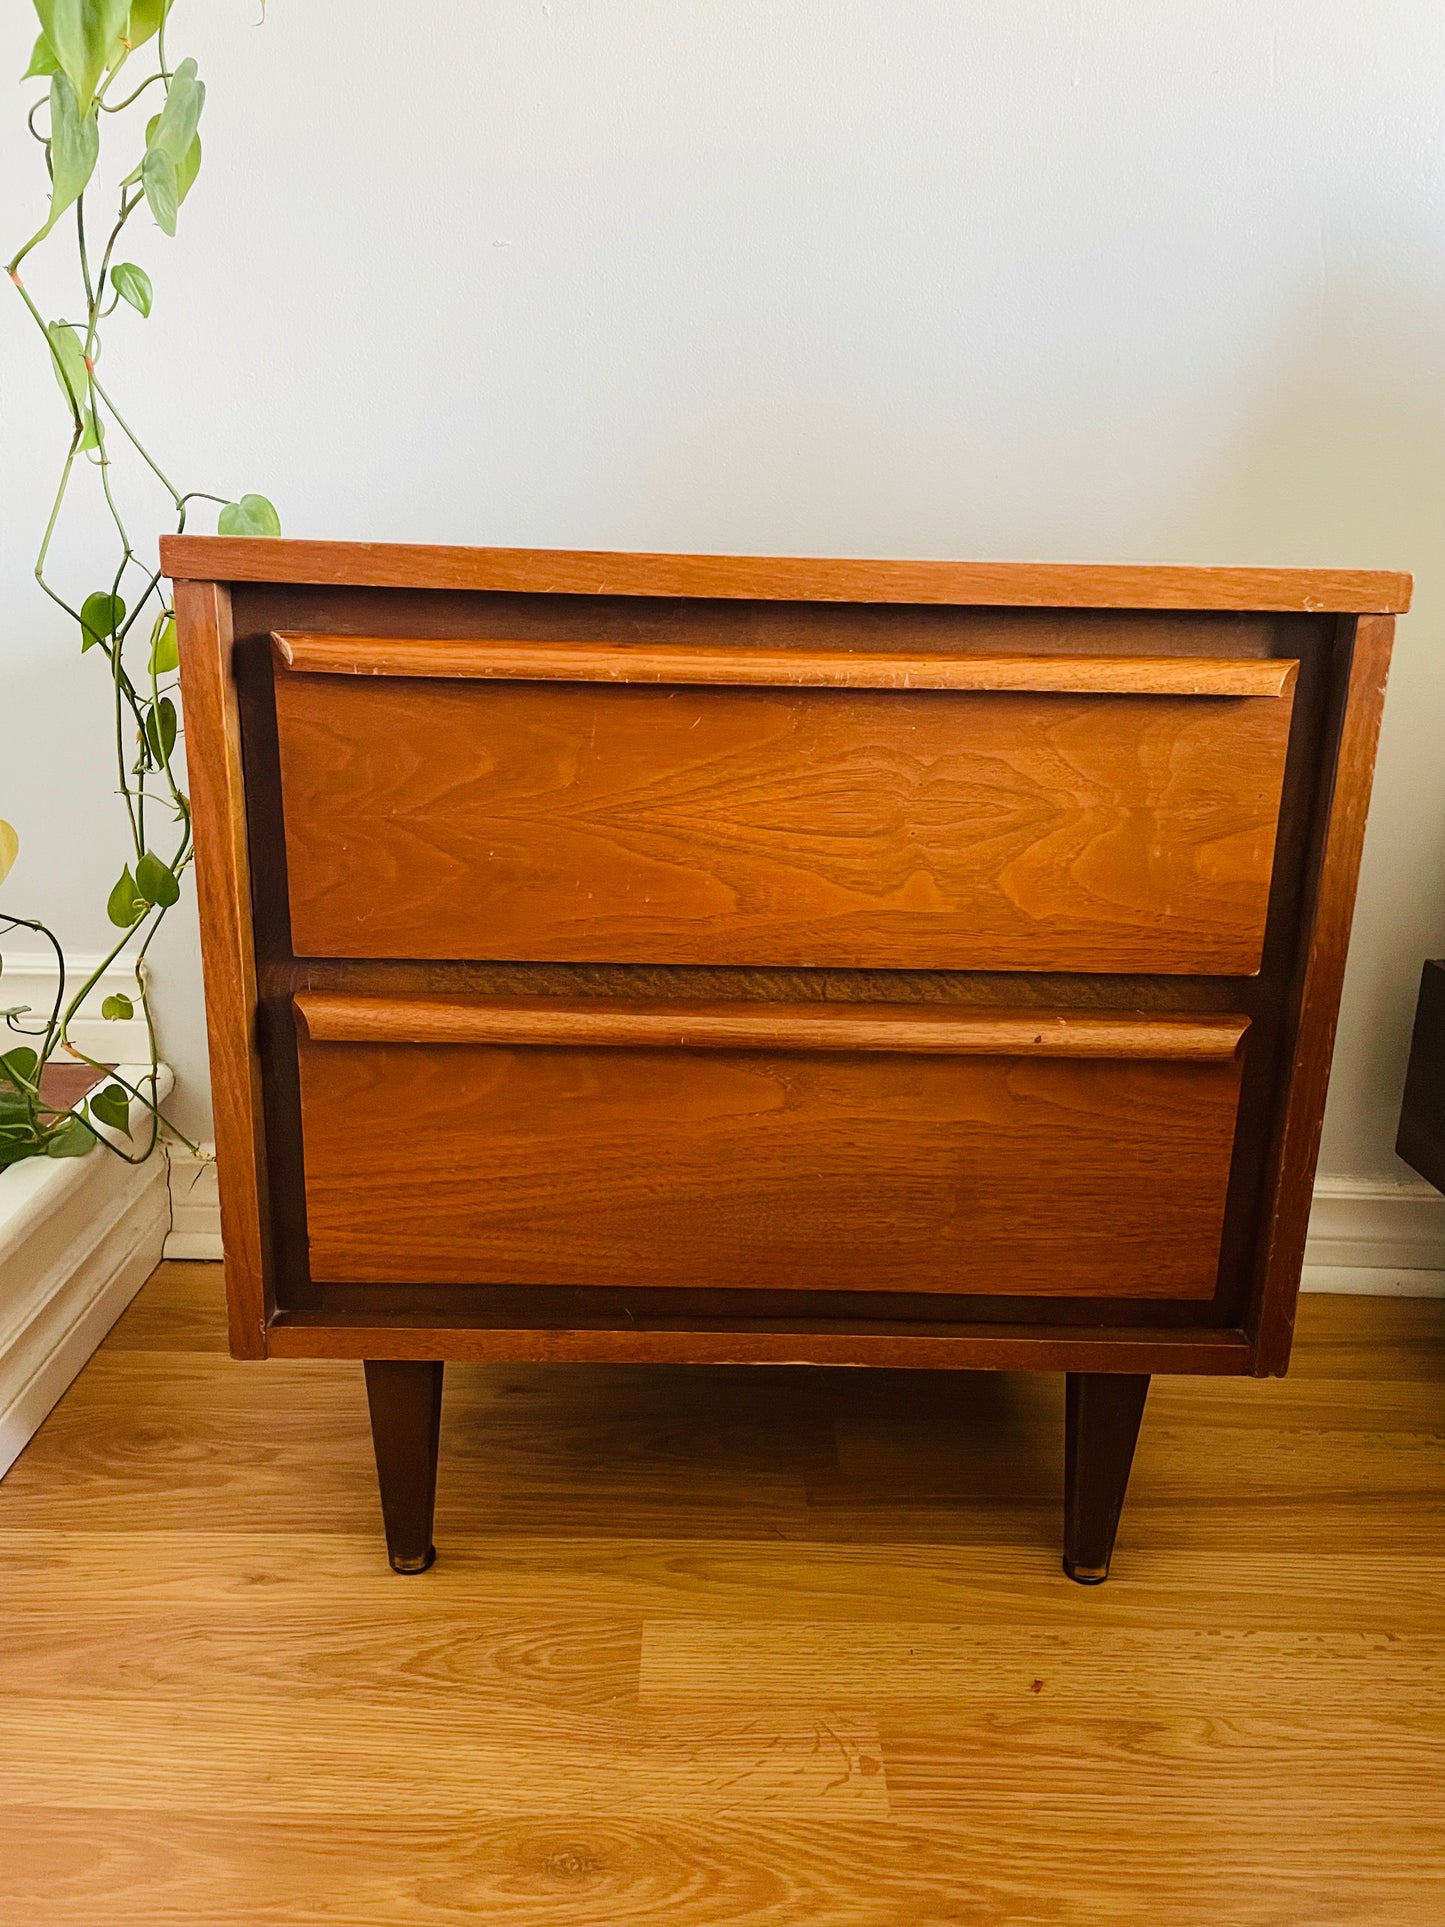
[293,996,1247,1301]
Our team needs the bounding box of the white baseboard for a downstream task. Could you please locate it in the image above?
[0,949,153,1060]
[164,1144,222,1259]
[156,1155,1445,1296]
[1298,1264,1445,1295]
[0,1068,174,1478]
[1301,1176,1445,1292]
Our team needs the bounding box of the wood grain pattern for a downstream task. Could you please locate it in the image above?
[171,579,271,1358]
[294,993,1250,1060]
[161,547,1399,1496]
[273,632,1301,695]
[295,1029,1244,1298]
[160,536,1413,612]
[273,672,1295,972]
[1250,616,1396,1373]
[1,1266,1442,1926]
[247,588,1324,662]
[1062,1372,1150,1582]
[364,1360,443,1573]
[266,1318,1252,1373]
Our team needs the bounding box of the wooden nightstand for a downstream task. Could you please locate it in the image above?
[163,540,1408,1580]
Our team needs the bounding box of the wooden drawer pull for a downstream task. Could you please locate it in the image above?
[273,633,1298,698]
[294,994,1249,1061]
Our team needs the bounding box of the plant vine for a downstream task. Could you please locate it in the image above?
[1,0,276,1170]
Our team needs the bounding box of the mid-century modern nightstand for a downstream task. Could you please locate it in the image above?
[164,538,1408,1580]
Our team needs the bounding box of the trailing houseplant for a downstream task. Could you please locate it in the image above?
[1,0,276,1171]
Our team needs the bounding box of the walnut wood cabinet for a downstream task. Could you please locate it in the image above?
[163,538,1408,1580]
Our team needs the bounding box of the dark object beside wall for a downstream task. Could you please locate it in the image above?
[1396,959,1445,1193]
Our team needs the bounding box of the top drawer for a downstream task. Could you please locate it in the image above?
[270,635,1297,973]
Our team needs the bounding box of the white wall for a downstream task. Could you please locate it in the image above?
[3,1,1443,1165]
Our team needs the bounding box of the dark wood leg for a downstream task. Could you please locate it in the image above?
[364,1360,444,1573]
[1062,1372,1149,1584]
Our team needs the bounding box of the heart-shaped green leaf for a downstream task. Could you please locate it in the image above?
[80,588,125,650]
[111,261,152,316]
[89,1082,133,1133]
[0,1047,40,1092]
[107,865,146,928]
[218,494,282,537]
[101,991,135,1021]
[136,848,179,906]
[141,144,177,235]
[32,0,130,114]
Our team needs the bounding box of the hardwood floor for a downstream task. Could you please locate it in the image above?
[1,1265,1442,1925]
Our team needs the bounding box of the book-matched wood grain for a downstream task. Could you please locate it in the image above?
[273,632,1301,695]
[1251,616,1397,1374]
[272,672,1296,973]
[171,579,271,1358]
[161,535,1413,612]
[294,1015,1245,1299]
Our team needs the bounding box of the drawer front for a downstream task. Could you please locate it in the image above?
[294,996,1248,1300]
[272,639,1296,973]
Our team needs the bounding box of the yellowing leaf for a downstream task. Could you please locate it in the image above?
[0,820,18,886]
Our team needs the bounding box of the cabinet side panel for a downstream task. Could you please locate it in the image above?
[1250,615,1395,1373]
[173,578,272,1356]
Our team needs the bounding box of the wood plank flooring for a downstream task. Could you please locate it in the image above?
[1,1264,1442,1925]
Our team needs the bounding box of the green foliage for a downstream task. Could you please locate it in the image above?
[43,72,98,235]
[136,849,179,906]
[219,492,281,536]
[0,1047,40,1092]
[143,693,177,763]
[45,1115,96,1157]
[89,1082,132,1133]
[80,588,124,649]
[23,35,60,80]
[4,2,275,1171]
[111,261,151,315]
[46,320,101,447]
[140,142,177,234]
[148,613,177,672]
[126,0,172,54]
[106,866,146,928]
[31,0,129,116]
[149,56,204,162]
[0,1042,97,1166]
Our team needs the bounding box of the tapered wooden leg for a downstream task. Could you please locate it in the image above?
[364,1360,444,1573]
[1063,1372,1149,1584]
